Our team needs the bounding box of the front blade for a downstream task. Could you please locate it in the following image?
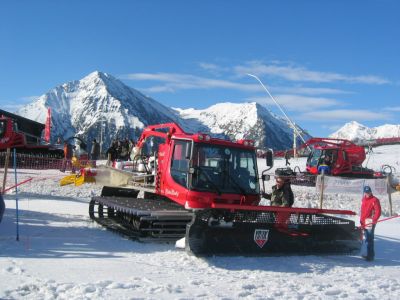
[186,209,361,256]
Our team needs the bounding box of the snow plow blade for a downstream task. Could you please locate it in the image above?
[186,205,361,256]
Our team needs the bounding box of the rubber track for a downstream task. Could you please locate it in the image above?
[89,196,193,242]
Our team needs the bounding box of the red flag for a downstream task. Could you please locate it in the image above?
[44,107,51,143]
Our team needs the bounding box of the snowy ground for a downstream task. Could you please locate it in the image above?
[1,145,399,299]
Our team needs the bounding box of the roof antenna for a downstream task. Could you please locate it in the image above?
[247,73,309,147]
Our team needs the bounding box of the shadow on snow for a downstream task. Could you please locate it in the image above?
[0,208,175,259]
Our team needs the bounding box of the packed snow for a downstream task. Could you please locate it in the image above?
[1,145,400,299]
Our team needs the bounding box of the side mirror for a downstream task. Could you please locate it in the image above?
[262,174,270,181]
[265,149,273,168]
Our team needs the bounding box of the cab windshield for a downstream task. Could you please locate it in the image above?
[307,148,338,168]
[307,149,322,167]
[191,143,259,194]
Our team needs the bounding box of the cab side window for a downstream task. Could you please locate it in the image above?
[0,121,5,138]
[171,140,191,187]
[142,136,165,156]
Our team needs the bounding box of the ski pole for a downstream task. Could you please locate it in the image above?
[13,148,19,241]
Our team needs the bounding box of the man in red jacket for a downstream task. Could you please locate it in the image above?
[360,185,381,261]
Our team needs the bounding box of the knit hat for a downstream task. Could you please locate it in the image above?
[363,186,372,193]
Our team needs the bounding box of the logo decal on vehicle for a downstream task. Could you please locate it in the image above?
[165,188,179,197]
[254,229,269,248]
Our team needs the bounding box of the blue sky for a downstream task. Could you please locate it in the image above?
[1,0,399,137]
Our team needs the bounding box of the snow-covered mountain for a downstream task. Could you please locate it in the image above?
[16,71,306,150]
[175,102,309,149]
[16,71,180,149]
[330,121,400,142]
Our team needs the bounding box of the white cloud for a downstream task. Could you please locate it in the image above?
[383,106,400,112]
[235,61,390,85]
[122,72,260,92]
[275,86,351,96]
[121,60,391,104]
[198,62,229,75]
[322,124,343,132]
[298,109,390,122]
[0,96,39,112]
[1,103,24,112]
[20,95,40,102]
[122,71,353,97]
[250,94,341,112]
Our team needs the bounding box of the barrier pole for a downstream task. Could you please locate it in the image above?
[13,148,19,241]
[387,176,393,216]
[319,172,325,209]
[2,148,11,194]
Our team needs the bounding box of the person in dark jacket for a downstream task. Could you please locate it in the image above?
[360,185,381,261]
[318,155,332,175]
[106,141,118,166]
[90,139,100,161]
[263,176,294,207]
[284,151,291,166]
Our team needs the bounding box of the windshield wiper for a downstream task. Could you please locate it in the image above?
[220,160,246,194]
[226,172,246,195]
[196,167,222,195]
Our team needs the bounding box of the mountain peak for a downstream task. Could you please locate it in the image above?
[16,72,303,150]
[330,121,400,142]
[80,71,118,86]
[175,101,309,149]
[83,70,109,80]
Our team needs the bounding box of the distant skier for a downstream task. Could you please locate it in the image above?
[360,185,381,261]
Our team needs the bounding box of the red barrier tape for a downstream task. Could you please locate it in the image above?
[364,215,400,227]
[3,178,33,194]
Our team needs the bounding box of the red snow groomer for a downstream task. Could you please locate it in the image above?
[305,138,378,177]
[89,124,361,256]
[276,137,386,186]
[0,109,63,160]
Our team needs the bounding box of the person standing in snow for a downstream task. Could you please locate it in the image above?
[263,176,294,207]
[61,141,73,172]
[360,185,381,261]
[284,150,291,166]
[318,155,332,175]
[106,141,118,166]
[128,139,136,161]
[90,139,100,161]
